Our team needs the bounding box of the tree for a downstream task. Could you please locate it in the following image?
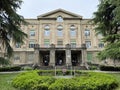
[92,0,120,61]
[0,0,27,58]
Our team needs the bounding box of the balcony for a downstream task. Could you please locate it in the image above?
[34,44,86,49]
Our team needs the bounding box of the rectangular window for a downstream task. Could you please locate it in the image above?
[44,39,50,47]
[29,41,35,48]
[98,40,104,48]
[57,40,63,47]
[30,30,35,36]
[70,39,76,47]
[85,41,91,48]
[87,52,93,62]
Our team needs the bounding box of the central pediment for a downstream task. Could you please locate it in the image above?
[37,9,82,19]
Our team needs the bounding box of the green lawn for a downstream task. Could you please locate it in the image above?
[0,72,120,90]
[111,73,120,90]
[0,73,18,90]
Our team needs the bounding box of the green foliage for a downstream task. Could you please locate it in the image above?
[0,57,10,65]
[21,66,33,71]
[92,0,120,60]
[100,65,120,71]
[0,0,27,57]
[0,66,21,72]
[98,40,120,60]
[12,71,56,90]
[12,71,118,90]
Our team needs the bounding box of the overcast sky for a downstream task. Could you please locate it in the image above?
[18,0,99,19]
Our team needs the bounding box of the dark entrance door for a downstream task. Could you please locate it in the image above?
[71,53,78,66]
[40,51,50,66]
[71,51,81,66]
[43,54,49,66]
[55,51,65,66]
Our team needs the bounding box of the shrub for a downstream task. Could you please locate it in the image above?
[0,57,10,65]
[100,65,120,71]
[12,71,118,90]
[12,70,56,90]
[0,66,21,72]
[21,66,33,71]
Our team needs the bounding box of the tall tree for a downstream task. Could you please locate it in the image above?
[92,0,120,61]
[0,0,27,57]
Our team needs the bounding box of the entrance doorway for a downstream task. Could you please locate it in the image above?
[71,51,81,66]
[40,51,50,66]
[55,51,65,66]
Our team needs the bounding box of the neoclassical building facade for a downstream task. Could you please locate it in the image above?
[1,9,109,66]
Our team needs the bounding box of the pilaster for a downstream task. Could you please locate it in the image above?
[81,44,87,66]
[50,44,55,66]
[65,44,71,66]
[34,49,39,65]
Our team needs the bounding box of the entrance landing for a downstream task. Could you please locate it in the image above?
[54,76,73,78]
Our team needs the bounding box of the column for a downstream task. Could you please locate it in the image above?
[81,44,87,66]
[50,44,55,66]
[65,44,72,66]
[34,49,39,65]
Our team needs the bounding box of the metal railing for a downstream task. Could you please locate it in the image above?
[34,44,84,48]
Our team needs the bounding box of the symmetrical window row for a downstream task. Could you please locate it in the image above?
[29,26,91,38]
[44,25,76,37]
[15,40,104,49]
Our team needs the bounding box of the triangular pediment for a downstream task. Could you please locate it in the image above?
[37,9,82,19]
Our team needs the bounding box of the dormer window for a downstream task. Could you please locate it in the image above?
[57,16,63,22]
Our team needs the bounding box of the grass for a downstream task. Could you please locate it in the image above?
[0,73,18,90]
[111,73,120,90]
[0,72,120,90]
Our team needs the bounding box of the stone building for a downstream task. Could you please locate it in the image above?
[1,9,108,67]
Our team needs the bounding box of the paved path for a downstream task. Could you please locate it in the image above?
[0,71,26,74]
[0,70,120,74]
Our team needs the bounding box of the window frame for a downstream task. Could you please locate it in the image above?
[29,41,35,48]
[44,25,50,36]
[30,30,35,36]
[56,16,63,22]
[85,41,91,48]
[84,29,90,37]
[44,39,50,47]
[57,25,63,36]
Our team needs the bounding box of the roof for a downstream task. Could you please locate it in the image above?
[37,8,83,19]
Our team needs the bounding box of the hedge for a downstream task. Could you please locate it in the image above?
[100,65,120,71]
[0,66,21,72]
[12,70,118,90]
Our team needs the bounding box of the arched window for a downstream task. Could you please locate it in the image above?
[44,25,50,36]
[57,25,63,36]
[57,16,63,22]
[70,25,76,36]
